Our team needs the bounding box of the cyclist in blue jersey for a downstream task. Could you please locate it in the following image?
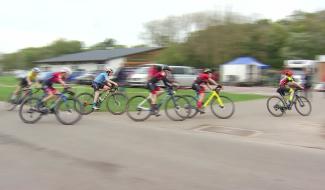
[91,66,118,110]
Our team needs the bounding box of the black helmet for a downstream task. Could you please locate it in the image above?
[163,65,171,71]
[203,68,212,73]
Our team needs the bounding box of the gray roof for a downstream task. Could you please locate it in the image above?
[35,47,163,63]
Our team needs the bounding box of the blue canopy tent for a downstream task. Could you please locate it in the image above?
[224,57,270,69]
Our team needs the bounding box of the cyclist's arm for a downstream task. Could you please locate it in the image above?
[26,76,33,86]
[106,79,118,86]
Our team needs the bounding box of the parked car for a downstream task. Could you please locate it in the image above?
[127,64,197,87]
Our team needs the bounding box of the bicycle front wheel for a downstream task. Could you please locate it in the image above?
[5,92,20,111]
[106,92,128,115]
[182,95,199,119]
[55,98,83,125]
[126,95,151,122]
[165,95,191,121]
[76,92,94,115]
[295,96,312,116]
[19,97,42,124]
[210,96,235,119]
[266,96,286,117]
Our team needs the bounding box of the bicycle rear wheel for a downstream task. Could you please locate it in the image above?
[266,96,286,117]
[210,96,235,119]
[106,92,128,115]
[55,98,82,125]
[165,95,191,121]
[126,95,151,121]
[182,95,199,118]
[295,96,311,116]
[76,92,94,115]
[19,97,42,124]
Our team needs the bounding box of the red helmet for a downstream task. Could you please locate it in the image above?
[283,69,293,77]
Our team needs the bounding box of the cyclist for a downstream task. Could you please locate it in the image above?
[91,66,118,110]
[277,69,304,108]
[11,67,41,100]
[147,65,174,116]
[192,68,221,113]
[39,67,72,112]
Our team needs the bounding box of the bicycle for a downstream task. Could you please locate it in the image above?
[5,87,41,111]
[19,88,83,125]
[126,86,191,121]
[76,86,128,115]
[183,87,235,119]
[266,89,311,117]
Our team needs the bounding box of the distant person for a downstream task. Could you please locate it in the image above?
[303,68,313,99]
[11,67,41,100]
[192,68,221,113]
[91,67,118,110]
[277,70,304,108]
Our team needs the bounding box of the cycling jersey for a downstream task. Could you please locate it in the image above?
[20,71,38,87]
[195,73,210,85]
[43,72,64,94]
[147,71,172,94]
[279,76,294,87]
[192,73,210,94]
[94,73,109,84]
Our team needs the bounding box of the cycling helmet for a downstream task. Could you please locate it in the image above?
[162,65,171,71]
[284,69,293,77]
[104,66,113,73]
[32,67,41,73]
[203,68,212,73]
[60,67,72,75]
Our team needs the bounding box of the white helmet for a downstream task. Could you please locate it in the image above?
[32,67,41,73]
[60,67,72,75]
[104,66,113,73]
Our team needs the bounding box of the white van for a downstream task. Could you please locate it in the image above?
[284,60,317,84]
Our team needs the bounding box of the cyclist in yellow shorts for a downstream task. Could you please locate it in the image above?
[11,67,41,100]
[277,70,304,108]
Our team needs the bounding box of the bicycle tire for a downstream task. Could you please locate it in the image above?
[55,97,83,125]
[76,92,94,115]
[164,95,191,121]
[295,96,312,116]
[210,96,235,119]
[106,92,128,115]
[19,97,42,124]
[182,95,199,118]
[266,96,286,117]
[126,95,151,122]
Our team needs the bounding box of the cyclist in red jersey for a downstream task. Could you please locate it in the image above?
[192,68,220,112]
[39,67,72,112]
[146,65,174,115]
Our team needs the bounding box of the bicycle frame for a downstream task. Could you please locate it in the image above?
[137,88,174,111]
[199,90,224,108]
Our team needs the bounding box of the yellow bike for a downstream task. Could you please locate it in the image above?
[184,87,235,119]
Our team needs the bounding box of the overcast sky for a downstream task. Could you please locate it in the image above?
[0,0,324,53]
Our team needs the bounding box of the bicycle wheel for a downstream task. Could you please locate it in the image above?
[76,92,94,115]
[106,92,128,115]
[182,95,199,118]
[5,92,20,111]
[19,97,42,124]
[165,95,191,121]
[210,96,235,119]
[295,96,312,116]
[126,95,151,121]
[266,96,286,117]
[55,98,83,125]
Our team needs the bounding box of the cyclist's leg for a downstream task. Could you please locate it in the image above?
[91,82,103,110]
[197,85,205,109]
[288,87,294,106]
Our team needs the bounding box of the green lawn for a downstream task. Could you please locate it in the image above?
[0,76,266,112]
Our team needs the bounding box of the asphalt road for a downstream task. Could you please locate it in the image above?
[0,92,324,190]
